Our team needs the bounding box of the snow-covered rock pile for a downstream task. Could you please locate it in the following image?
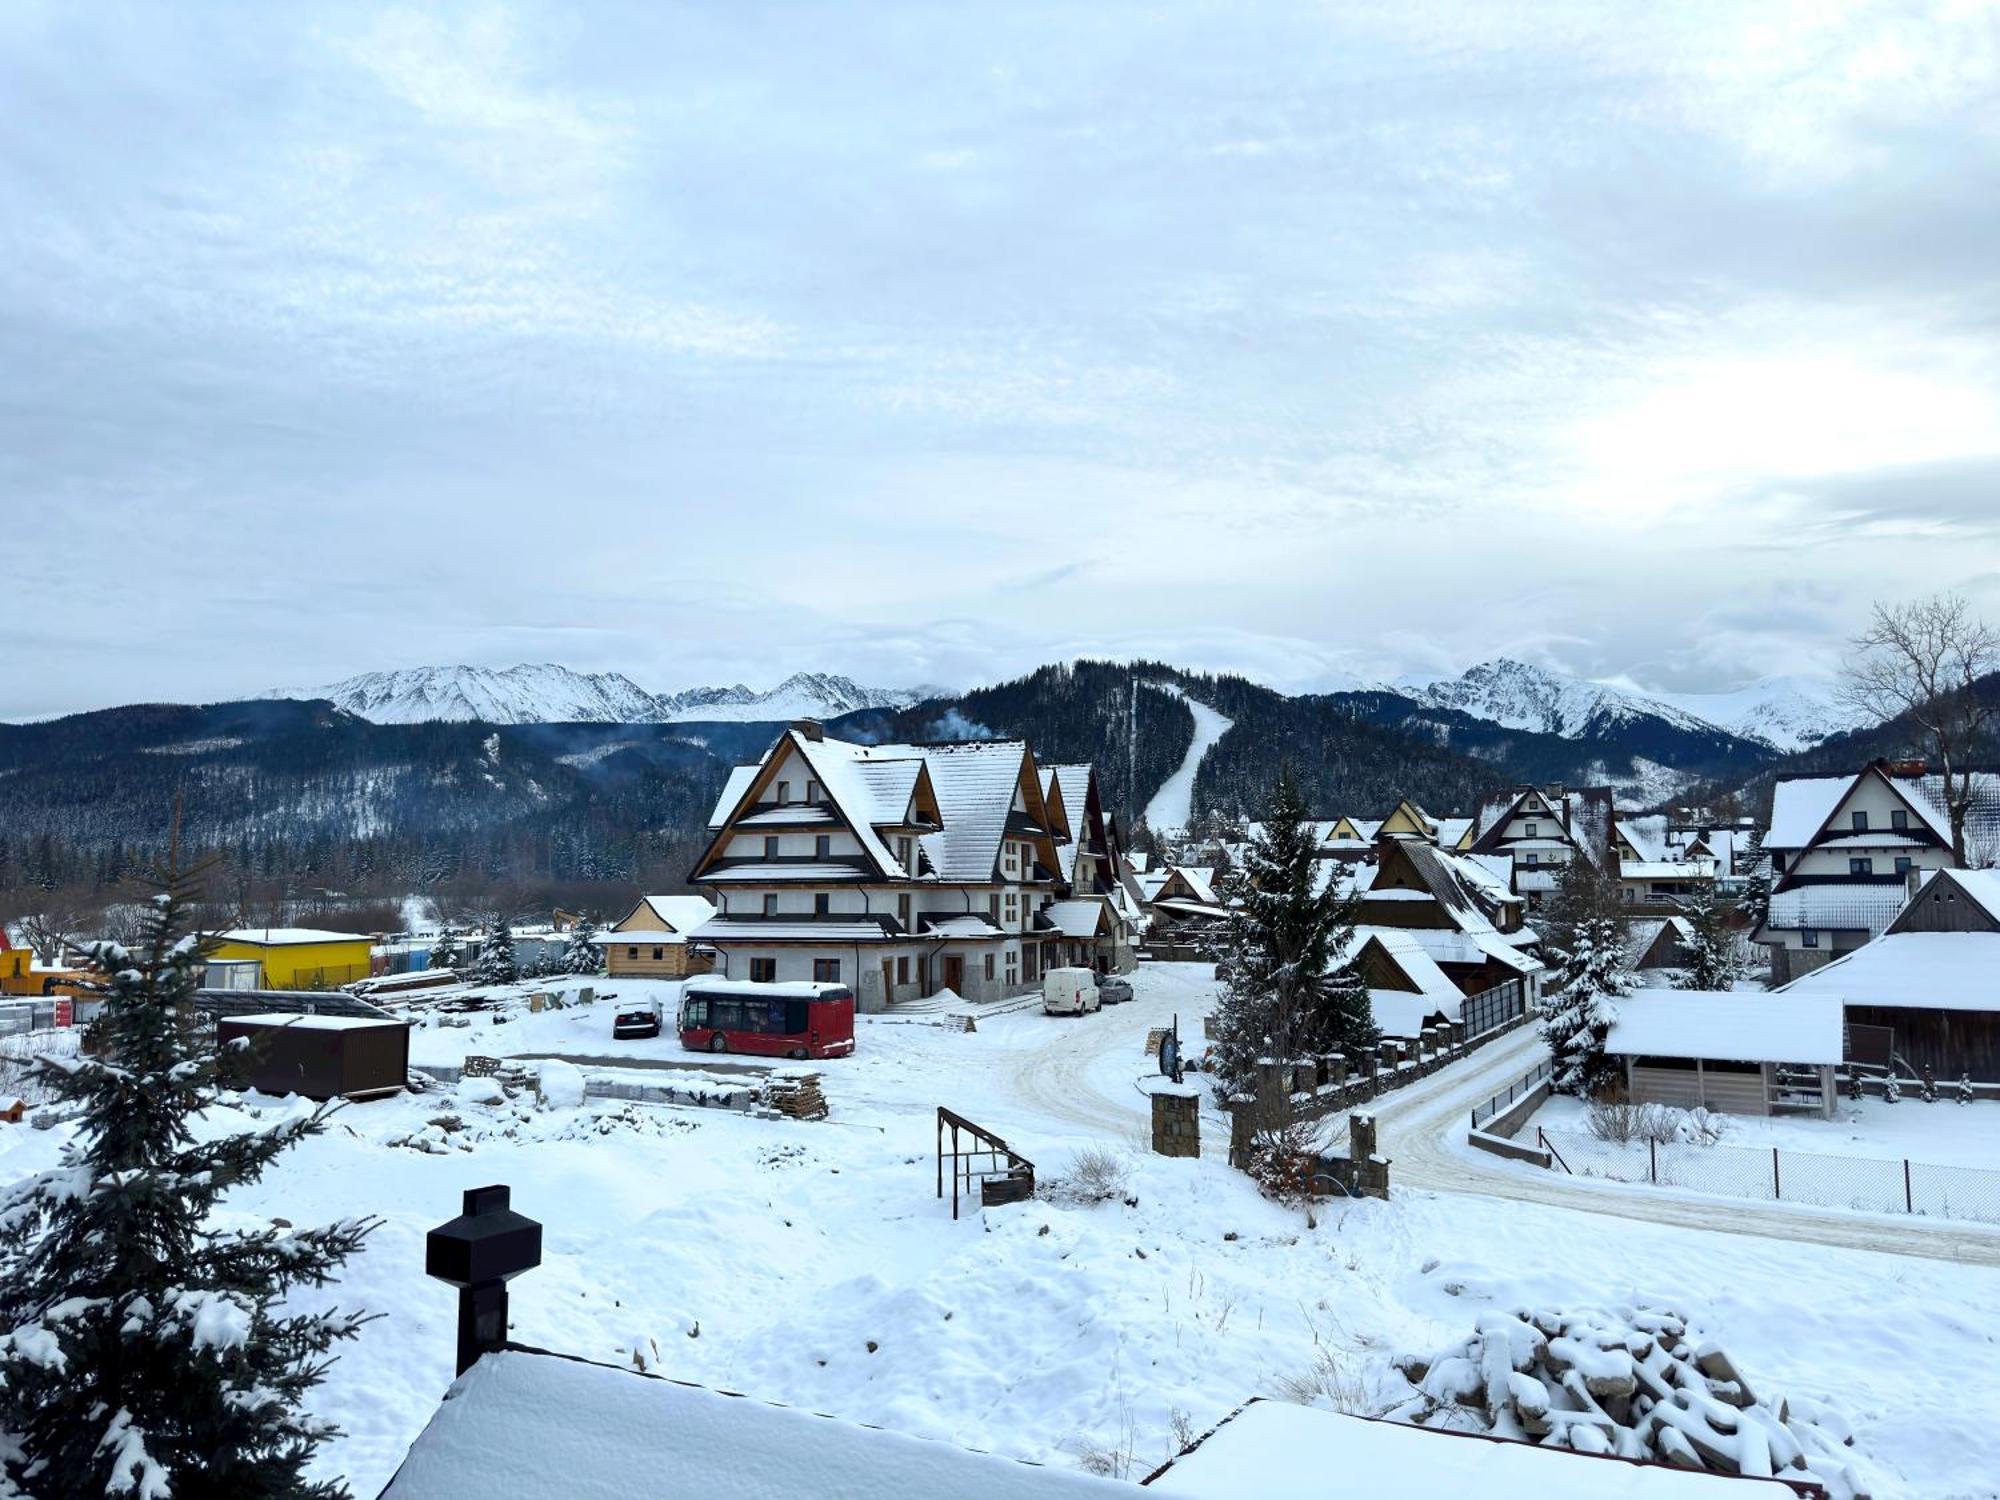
[1387,1305,1869,1498]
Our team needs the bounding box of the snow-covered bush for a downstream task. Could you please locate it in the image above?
[1585,1102,1727,1147]
[1387,1304,1867,1498]
[1048,1145,1132,1206]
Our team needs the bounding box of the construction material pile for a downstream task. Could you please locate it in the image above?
[764,1072,828,1121]
[1387,1304,1868,1498]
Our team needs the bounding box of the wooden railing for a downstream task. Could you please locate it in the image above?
[935,1106,1034,1220]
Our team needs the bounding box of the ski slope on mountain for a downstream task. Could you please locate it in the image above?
[1142,685,1232,834]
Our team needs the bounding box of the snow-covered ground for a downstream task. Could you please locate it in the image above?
[1532,1092,2000,1171]
[1142,687,1233,835]
[5,966,1999,1497]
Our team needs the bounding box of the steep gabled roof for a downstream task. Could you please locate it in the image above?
[873,739,1043,883]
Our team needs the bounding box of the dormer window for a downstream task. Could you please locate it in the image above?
[1851,810,1868,832]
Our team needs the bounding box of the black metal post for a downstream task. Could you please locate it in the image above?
[426,1185,544,1376]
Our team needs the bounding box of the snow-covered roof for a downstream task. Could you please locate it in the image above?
[1398,926,1544,976]
[683,977,854,998]
[1336,927,1462,1004]
[222,1012,400,1031]
[873,739,1035,883]
[382,1348,1125,1500]
[703,863,872,883]
[1897,866,2000,927]
[1624,917,1694,967]
[1143,1398,1793,1499]
[1765,884,1908,934]
[707,764,761,828]
[1615,819,1665,862]
[603,930,687,945]
[688,919,895,943]
[1766,766,1966,852]
[214,928,371,946]
[1779,930,2000,1013]
[1153,899,1232,921]
[1039,899,1108,939]
[1620,861,1714,881]
[920,914,1006,940]
[640,896,718,934]
[1605,991,1843,1064]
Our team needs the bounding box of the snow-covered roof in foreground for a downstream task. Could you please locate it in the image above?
[1143,1399,1797,1498]
[1778,930,2000,1013]
[382,1349,1126,1500]
[1604,991,1843,1065]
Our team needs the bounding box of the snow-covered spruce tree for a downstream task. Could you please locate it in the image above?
[0,862,375,1499]
[1538,858,1632,1097]
[477,914,519,986]
[1672,882,1740,992]
[1209,768,1372,1100]
[561,920,603,977]
[427,927,460,972]
[1737,828,1771,936]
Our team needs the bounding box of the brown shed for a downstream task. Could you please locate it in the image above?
[216,1011,410,1101]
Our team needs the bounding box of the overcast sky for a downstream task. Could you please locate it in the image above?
[6,1,2000,718]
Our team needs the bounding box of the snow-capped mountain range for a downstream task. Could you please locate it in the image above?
[271,655,1857,752]
[269,664,925,726]
[1390,659,1855,752]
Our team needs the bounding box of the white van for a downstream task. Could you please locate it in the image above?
[1042,966,1101,1017]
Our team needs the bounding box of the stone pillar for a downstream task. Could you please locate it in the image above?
[1227,1096,1257,1168]
[1348,1111,1390,1199]
[1292,1060,1317,1096]
[1325,1052,1348,1088]
[1152,1086,1201,1158]
[1412,1030,1429,1062]
[1380,1038,1402,1070]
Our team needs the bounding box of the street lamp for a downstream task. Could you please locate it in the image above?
[425,1184,543,1375]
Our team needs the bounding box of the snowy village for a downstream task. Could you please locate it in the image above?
[6,6,2000,1500]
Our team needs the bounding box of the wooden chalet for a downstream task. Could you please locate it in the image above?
[1780,867,2000,1081]
[602,895,718,979]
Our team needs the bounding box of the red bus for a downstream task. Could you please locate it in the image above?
[678,979,856,1060]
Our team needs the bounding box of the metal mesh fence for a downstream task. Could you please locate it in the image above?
[1538,1128,2000,1225]
[1471,1057,1553,1129]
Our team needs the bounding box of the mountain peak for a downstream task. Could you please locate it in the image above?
[268,663,922,725]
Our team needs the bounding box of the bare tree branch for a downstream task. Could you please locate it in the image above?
[1839,593,2000,862]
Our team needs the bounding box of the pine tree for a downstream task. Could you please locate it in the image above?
[477,915,519,986]
[1209,768,1372,1099]
[1672,882,1741,991]
[1737,828,1772,935]
[562,920,603,977]
[427,927,460,972]
[1538,858,1633,1097]
[0,861,375,1498]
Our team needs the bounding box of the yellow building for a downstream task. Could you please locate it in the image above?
[210,928,375,990]
[0,935,32,996]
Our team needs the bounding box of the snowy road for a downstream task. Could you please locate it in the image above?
[1001,968,2000,1266]
[1141,686,1233,834]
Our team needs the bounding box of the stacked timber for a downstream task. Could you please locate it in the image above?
[764,1073,828,1121]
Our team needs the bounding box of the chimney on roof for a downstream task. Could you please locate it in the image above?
[793,718,824,742]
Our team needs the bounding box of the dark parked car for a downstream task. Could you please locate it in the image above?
[1097,975,1134,1005]
[612,1003,662,1040]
